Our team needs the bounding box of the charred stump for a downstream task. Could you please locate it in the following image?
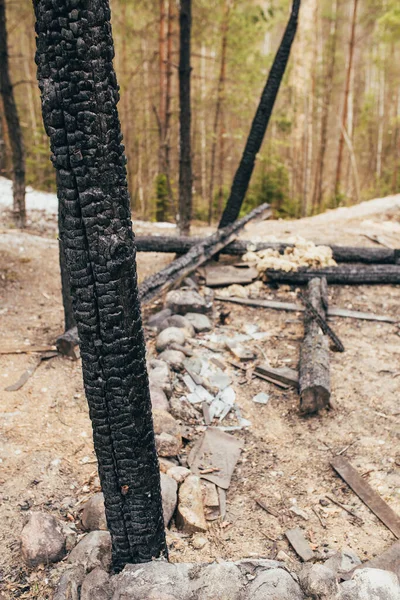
[299,277,331,414]
[33,0,167,571]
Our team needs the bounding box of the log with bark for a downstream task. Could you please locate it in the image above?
[265,264,400,285]
[134,236,400,265]
[299,277,331,415]
[138,203,270,305]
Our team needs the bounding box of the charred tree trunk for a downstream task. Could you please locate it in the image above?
[0,0,26,228]
[178,0,192,235]
[265,264,400,285]
[58,196,76,332]
[132,236,399,264]
[218,0,300,229]
[33,0,167,571]
[299,278,331,414]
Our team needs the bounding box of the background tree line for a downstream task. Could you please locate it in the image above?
[1,0,399,224]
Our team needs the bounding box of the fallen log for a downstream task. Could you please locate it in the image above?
[138,203,270,305]
[265,264,400,285]
[134,236,400,264]
[299,278,331,414]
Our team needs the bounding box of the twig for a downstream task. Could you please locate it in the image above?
[325,494,363,524]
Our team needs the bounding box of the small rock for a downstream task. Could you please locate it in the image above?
[81,493,107,532]
[153,409,182,439]
[325,549,362,575]
[185,313,212,332]
[111,562,191,600]
[169,395,200,422]
[167,466,191,483]
[183,356,203,374]
[62,522,78,552]
[156,327,187,352]
[158,315,195,338]
[339,568,400,600]
[289,506,309,521]
[248,568,305,600]
[160,473,178,526]
[276,550,292,563]
[20,512,66,567]
[299,563,339,599]
[165,290,211,315]
[156,432,182,457]
[148,359,172,397]
[192,562,242,600]
[209,372,231,390]
[81,567,112,600]
[53,565,85,600]
[68,531,111,573]
[252,392,269,405]
[148,308,172,329]
[150,383,170,412]
[159,457,178,472]
[192,534,208,550]
[176,475,207,533]
[158,349,185,370]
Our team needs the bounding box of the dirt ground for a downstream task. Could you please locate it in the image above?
[0,198,399,598]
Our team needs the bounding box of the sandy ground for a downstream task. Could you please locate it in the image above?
[0,197,399,598]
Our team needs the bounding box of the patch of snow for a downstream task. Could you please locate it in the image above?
[0,177,58,214]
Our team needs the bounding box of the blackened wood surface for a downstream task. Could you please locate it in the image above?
[299,278,331,414]
[218,0,300,228]
[33,0,167,570]
[134,236,399,264]
[265,264,400,284]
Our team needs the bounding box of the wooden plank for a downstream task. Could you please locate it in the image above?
[285,527,314,561]
[215,296,397,324]
[255,363,299,388]
[0,345,56,355]
[331,456,400,539]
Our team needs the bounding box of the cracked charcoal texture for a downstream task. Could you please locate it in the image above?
[32,0,167,571]
[218,0,300,229]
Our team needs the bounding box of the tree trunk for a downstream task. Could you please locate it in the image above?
[218,0,300,229]
[58,196,76,332]
[334,0,358,201]
[178,0,192,235]
[33,0,167,571]
[0,0,26,228]
[299,278,331,414]
[265,264,400,285]
[208,0,230,225]
[133,237,399,265]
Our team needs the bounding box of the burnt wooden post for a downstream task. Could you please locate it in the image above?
[32,0,167,571]
[299,277,331,414]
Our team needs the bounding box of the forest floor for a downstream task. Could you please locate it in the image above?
[0,194,399,598]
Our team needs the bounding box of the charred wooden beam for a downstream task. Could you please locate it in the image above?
[265,264,400,285]
[138,203,270,305]
[134,235,400,264]
[299,278,331,415]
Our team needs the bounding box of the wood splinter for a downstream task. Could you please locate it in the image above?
[299,277,331,415]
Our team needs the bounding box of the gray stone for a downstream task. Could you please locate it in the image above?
[185,312,212,332]
[156,327,187,352]
[112,562,192,600]
[248,568,305,600]
[325,549,362,576]
[299,563,339,599]
[165,290,211,315]
[191,562,243,600]
[169,395,200,422]
[20,512,66,567]
[148,359,172,397]
[148,308,172,329]
[339,568,400,600]
[167,466,191,484]
[176,475,207,533]
[150,383,170,412]
[183,356,203,374]
[68,531,111,573]
[182,277,198,290]
[191,534,208,550]
[53,565,85,600]
[158,349,185,370]
[158,315,195,337]
[81,567,112,600]
[81,493,107,532]
[153,408,182,456]
[156,432,182,457]
[61,522,78,552]
[160,473,178,526]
